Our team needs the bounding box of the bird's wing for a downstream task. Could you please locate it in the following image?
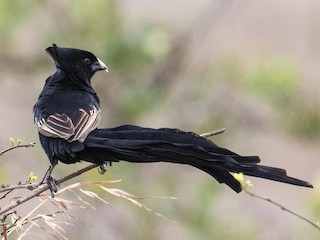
[36,107,101,142]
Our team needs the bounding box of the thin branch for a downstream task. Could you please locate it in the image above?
[201,134,320,232]
[0,143,35,157]
[0,190,13,200]
[243,188,320,231]
[1,210,17,239]
[55,164,99,185]
[200,128,225,138]
[1,214,20,237]
[0,183,38,193]
[2,223,7,240]
[0,164,99,216]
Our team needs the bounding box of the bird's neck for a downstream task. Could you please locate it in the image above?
[38,70,100,107]
[47,70,96,95]
[67,71,96,94]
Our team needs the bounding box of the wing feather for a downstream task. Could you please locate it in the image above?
[36,107,100,142]
[69,108,101,142]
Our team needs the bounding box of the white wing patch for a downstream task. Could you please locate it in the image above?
[36,107,101,142]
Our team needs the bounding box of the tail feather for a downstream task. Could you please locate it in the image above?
[79,125,313,192]
[238,165,313,188]
[195,165,242,193]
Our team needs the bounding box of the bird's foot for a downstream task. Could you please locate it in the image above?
[98,162,112,175]
[47,175,59,198]
[98,163,107,175]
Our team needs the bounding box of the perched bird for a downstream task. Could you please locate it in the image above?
[34,44,312,195]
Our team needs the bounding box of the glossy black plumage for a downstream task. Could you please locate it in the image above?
[34,44,313,193]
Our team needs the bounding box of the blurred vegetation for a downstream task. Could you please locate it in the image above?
[0,0,318,239]
[0,1,42,48]
[242,58,300,103]
[3,0,319,140]
[214,55,320,139]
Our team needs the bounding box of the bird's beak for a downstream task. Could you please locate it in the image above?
[92,58,108,72]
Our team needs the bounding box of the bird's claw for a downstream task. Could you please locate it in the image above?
[98,162,112,174]
[98,163,107,175]
[47,175,58,198]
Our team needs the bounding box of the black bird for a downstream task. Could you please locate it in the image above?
[34,44,312,195]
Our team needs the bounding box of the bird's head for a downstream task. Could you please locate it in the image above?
[46,44,108,81]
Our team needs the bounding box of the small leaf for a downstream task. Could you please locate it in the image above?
[28,172,38,182]
[9,137,15,146]
[233,172,244,183]
[245,180,253,187]
[17,139,22,145]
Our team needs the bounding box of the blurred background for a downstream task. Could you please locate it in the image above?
[0,0,319,239]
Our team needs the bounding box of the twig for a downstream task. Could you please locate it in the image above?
[55,164,99,185]
[1,213,20,237]
[0,163,99,216]
[243,188,320,231]
[0,183,38,193]
[0,190,13,200]
[3,210,64,237]
[1,210,17,239]
[0,143,35,157]
[2,223,7,240]
[200,128,225,138]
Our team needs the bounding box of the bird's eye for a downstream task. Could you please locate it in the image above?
[84,58,91,65]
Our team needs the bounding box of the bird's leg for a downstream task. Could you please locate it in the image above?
[39,165,52,185]
[98,161,112,175]
[47,174,58,198]
[40,164,58,198]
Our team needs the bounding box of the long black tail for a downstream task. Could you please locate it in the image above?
[79,125,313,193]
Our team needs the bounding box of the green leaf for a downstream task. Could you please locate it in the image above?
[28,172,38,182]
[233,172,244,183]
[245,180,253,188]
